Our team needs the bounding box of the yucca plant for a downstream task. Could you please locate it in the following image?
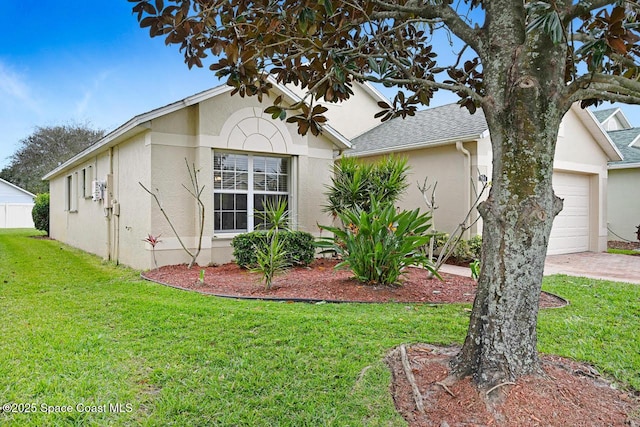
[323,155,409,218]
[251,197,290,289]
[255,197,289,232]
[252,233,289,290]
[318,199,437,286]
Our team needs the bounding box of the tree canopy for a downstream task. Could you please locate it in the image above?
[1,124,104,194]
[130,0,640,125]
[130,0,640,389]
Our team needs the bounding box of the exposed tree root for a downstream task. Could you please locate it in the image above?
[485,381,516,397]
[399,344,425,415]
[436,381,456,397]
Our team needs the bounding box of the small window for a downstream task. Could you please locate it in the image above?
[82,166,93,198]
[65,174,78,212]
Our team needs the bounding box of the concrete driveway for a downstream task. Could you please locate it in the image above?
[544,252,640,284]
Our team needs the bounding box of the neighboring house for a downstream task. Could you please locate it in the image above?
[593,108,640,242]
[0,178,35,229]
[43,78,385,269]
[350,103,622,255]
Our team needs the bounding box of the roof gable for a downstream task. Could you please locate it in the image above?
[0,178,35,202]
[608,128,640,167]
[44,77,351,181]
[592,107,632,130]
[592,108,619,124]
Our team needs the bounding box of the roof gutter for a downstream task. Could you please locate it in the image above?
[608,162,640,170]
[42,122,151,181]
[346,133,484,158]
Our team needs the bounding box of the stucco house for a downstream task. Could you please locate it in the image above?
[350,103,622,255]
[45,75,624,268]
[43,78,385,269]
[0,178,35,229]
[593,108,640,242]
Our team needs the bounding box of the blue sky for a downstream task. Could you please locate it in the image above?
[2,2,640,170]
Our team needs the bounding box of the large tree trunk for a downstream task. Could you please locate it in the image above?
[451,105,564,387]
[451,0,570,388]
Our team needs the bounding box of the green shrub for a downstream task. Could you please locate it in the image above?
[32,193,50,235]
[450,235,483,261]
[324,155,409,216]
[468,234,482,259]
[451,238,471,260]
[318,199,436,286]
[232,230,315,268]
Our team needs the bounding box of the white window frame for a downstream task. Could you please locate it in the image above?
[82,166,93,199]
[65,173,78,212]
[213,151,292,234]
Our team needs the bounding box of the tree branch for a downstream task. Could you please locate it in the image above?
[369,0,483,55]
[566,72,640,105]
[564,0,615,21]
[350,70,484,104]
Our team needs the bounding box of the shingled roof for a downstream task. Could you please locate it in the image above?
[608,128,640,165]
[592,108,619,124]
[350,103,488,156]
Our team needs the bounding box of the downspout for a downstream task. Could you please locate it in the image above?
[113,147,119,265]
[106,147,114,260]
[456,141,472,239]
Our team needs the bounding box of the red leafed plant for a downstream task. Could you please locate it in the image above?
[143,234,162,269]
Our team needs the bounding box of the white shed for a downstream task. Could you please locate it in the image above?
[0,178,35,228]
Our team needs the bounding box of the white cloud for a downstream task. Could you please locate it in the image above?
[74,70,112,117]
[0,62,41,114]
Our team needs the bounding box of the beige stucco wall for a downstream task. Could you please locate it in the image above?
[285,82,384,140]
[49,149,126,259]
[358,142,480,238]
[352,107,610,253]
[111,134,153,269]
[48,87,340,269]
[608,168,640,241]
[554,107,610,252]
[129,90,337,268]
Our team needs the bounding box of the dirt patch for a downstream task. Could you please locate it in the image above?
[387,344,639,427]
[142,258,565,307]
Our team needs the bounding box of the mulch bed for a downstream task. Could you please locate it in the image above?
[142,258,566,308]
[387,344,640,426]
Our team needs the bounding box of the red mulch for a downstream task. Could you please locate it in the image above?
[141,258,639,426]
[142,258,566,307]
[388,344,640,427]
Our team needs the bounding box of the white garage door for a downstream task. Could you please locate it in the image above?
[548,172,590,255]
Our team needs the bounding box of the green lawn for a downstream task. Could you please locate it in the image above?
[608,248,640,256]
[0,229,638,426]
